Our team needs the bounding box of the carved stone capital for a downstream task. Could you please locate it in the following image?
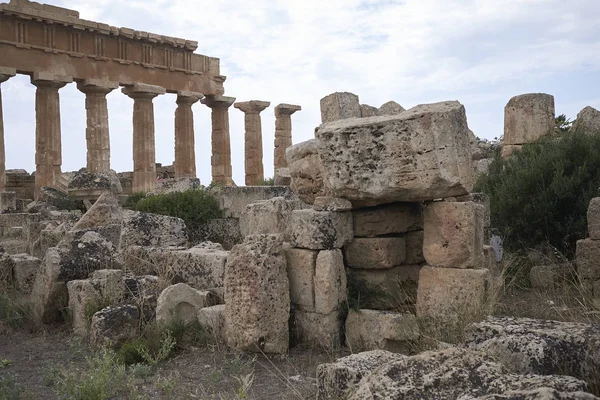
[201,95,236,109]
[234,100,270,114]
[274,103,301,117]
[122,83,166,100]
[77,79,119,95]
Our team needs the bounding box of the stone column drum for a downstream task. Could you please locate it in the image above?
[174,91,203,178]
[31,73,73,200]
[77,79,119,173]
[201,95,236,186]
[0,67,16,192]
[234,100,270,186]
[274,103,301,170]
[122,83,166,193]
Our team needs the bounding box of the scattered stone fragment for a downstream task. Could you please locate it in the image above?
[345,309,419,352]
[90,305,140,348]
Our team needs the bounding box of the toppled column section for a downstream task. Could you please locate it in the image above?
[320,92,361,123]
[0,67,16,191]
[31,72,73,199]
[224,234,289,353]
[234,100,270,186]
[274,103,301,170]
[201,95,236,186]
[316,101,474,205]
[77,79,119,173]
[503,93,555,149]
[174,91,203,178]
[122,83,166,193]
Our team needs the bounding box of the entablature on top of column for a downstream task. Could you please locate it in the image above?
[234,100,271,114]
[274,103,302,116]
[0,66,16,82]
[122,83,166,100]
[201,95,236,109]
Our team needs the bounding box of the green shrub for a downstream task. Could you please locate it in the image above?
[258,177,275,186]
[475,131,600,258]
[125,192,146,208]
[133,189,223,242]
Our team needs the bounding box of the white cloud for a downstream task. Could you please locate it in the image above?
[2,0,599,185]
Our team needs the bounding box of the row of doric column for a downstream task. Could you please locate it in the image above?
[0,70,301,198]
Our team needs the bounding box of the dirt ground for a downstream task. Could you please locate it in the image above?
[2,284,599,400]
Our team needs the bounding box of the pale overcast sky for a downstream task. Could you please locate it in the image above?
[2,0,600,185]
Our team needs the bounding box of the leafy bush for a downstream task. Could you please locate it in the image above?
[475,131,600,258]
[133,189,223,242]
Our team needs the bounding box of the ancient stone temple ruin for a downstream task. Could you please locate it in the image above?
[0,0,302,197]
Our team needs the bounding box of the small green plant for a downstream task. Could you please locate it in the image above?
[129,363,153,381]
[0,359,12,368]
[156,371,180,396]
[125,191,146,208]
[233,371,255,399]
[0,374,23,400]
[136,329,176,366]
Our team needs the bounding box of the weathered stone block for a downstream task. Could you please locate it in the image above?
[416,266,490,342]
[588,198,600,240]
[347,265,422,309]
[572,106,600,135]
[90,305,140,348]
[288,209,353,250]
[312,196,352,212]
[404,230,425,264]
[315,249,346,314]
[210,185,298,219]
[352,203,422,237]
[293,309,341,350]
[504,93,555,145]
[576,238,600,281]
[119,210,188,249]
[345,237,406,269]
[423,201,484,268]
[240,197,297,237]
[316,101,474,204]
[156,283,216,325]
[345,309,419,352]
[193,218,242,250]
[197,304,225,343]
[284,247,317,311]
[320,92,361,123]
[359,104,378,118]
[286,139,327,204]
[224,235,290,354]
[377,101,405,116]
[11,253,41,294]
[0,191,16,213]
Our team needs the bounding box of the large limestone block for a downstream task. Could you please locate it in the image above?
[286,139,327,204]
[416,266,490,342]
[576,239,600,281]
[347,265,422,309]
[284,247,317,311]
[240,197,297,237]
[312,196,352,212]
[466,316,600,389]
[360,104,378,118]
[315,249,347,314]
[320,92,361,123]
[572,106,600,135]
[316,350,406,400]
[119,210,188,249]
[352,202,423,237]
[293,309,341,350]
[224,235,290,354]
[67,168,123,196]
[11,253,41,294]
[123,242,227,289]
[404,230,425,264]
[288,209,353,250]
[345,237,406,269]
[70,192,123,232]
[504,93,555,145]
[377,101,405,116]
[197,304,225,343]
[316,101,474,204]
[588,198,600,240]
[30,231,123,323]
[347,347,593,400]
[90,305,140,348]
[345,309,419,352]
[156,283,216,325]
[423,201,484,268]
[151,177,201,195]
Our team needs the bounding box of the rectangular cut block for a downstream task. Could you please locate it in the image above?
[576,239,600,281]
[405,230,425,264]
[345,309,419,352]
[416,266,490,342]
[12,254,42,294]
[348,265,422,309]
[240,197,297,237]
[320,92,361,123]
[293,309,341,350]
[284,248,317,311]
[588,198,600,240]
[316,101,474,204]
[423,201,484,268]
[352,203,423,237]
[345,237,406,269]
[288,209,353,250]
[504,93,555,145]
[197,304,225,343]
[315,250,347,314]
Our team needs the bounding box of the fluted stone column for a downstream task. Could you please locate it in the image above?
[122,83,166,193]
[31,72,73,200]
[0,67,16,192]
[201,95,236,186]
[234,100,270,186]
[77,79,119,173]
[174,91,203,178]
[274,103,301,170]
